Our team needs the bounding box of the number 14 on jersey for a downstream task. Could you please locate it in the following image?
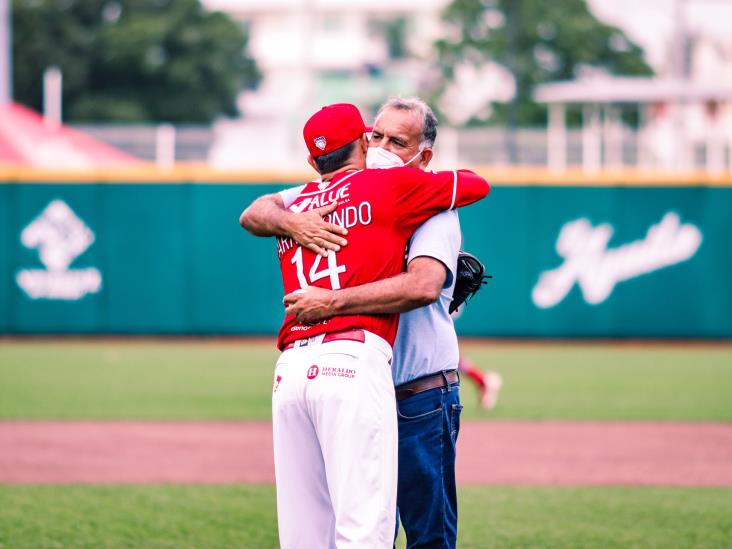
[291,247,347,290]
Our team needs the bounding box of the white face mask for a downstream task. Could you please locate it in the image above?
[366,146,424,170]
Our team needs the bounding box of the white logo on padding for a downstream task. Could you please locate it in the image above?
[314,136,326,150]
[16,200,102,300]
[532,212,702,308]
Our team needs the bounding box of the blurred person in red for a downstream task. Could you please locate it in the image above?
[458,350,503,411]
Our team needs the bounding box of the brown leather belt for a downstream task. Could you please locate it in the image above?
[395,370,459,401]
[283,329,366,350]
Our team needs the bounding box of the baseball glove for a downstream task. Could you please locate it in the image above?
[449,251,491,314]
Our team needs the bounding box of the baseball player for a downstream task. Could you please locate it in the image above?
[239,103,489,548]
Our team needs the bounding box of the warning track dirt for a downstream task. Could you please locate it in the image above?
[1,421,730,486]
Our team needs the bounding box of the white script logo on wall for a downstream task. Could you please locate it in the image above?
[16,200,102,300]
[532,212,702,308]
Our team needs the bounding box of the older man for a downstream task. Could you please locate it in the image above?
[281,97,467,548]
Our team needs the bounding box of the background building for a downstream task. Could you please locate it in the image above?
[196,0,732,171]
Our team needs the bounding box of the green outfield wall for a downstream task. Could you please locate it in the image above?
[1,181,730,337]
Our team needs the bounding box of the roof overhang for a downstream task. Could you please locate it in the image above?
[535,77,732,104]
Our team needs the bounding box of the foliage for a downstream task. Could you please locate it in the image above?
[434,0,654,126]
[11,0,261,123]
[370,16,409,60]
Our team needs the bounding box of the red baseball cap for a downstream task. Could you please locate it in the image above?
[303,103,367,157]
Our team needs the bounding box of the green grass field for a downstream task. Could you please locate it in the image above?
[1,339,731,548]
[1,340,731,420]
[1,485,730,549]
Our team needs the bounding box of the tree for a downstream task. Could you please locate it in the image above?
[12,0,261,123]
[434,0,653,127]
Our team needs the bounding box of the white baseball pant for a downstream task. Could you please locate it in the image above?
[272,330,398,549]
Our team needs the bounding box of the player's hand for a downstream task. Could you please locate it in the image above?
[286,201,348,257]
[283,286,336,324]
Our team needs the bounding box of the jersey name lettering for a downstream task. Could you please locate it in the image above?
[276,200,373,259]
[325,201,372,230]
[289,183,352,213]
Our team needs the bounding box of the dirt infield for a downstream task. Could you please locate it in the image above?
[1,421,730,486]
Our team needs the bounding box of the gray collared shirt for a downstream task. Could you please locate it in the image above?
[391,210,461,386]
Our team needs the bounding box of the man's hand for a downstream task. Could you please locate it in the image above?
[283,286,337,324]
[285,201,348,257]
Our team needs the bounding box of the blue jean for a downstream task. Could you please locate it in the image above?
[395,375,463,548]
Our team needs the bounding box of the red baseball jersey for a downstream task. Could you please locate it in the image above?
[276,167,489,350]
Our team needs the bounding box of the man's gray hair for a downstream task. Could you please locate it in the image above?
[376,97,438,149]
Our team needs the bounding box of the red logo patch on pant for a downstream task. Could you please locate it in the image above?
[306,365,319,379]
[273,374,282,392]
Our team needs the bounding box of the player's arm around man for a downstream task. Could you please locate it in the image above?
[240,193,347,257]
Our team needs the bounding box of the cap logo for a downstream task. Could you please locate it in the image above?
[314,136,327,150]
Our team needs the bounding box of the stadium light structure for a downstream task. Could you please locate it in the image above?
[0,0,11,105]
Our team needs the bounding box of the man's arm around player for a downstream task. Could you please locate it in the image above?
[241,193,450,319]
[283,257,447,324]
